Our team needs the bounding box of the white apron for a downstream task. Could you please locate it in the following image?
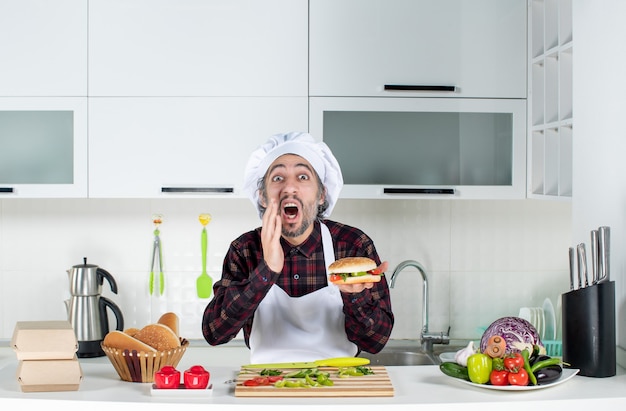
[249,223,358,363]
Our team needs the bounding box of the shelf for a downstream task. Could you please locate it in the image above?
[528,0,573,199]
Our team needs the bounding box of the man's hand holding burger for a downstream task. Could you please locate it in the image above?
[328,258,388,293]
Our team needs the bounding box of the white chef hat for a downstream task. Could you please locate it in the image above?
[243,132,343,218]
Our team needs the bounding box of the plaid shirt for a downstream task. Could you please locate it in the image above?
[202,219,394,354]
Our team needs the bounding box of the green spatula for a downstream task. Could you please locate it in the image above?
[197,213,212,298]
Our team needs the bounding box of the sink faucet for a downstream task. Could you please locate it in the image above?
[390,260,450,354]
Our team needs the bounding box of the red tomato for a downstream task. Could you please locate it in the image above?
[503,353,524,372]
[508,369,529,386]
[267,376,284,383]
[243,376,271,386]
[489,369,509,386]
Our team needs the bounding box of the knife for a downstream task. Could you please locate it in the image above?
[576,243,588,288]
[242,357,370,369]
[590,230,599,285]
[568,247,575,290]
[598,226,610,283]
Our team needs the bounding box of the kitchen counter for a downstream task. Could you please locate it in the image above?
[1,343,625,410]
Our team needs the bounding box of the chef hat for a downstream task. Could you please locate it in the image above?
[243,132,343,218]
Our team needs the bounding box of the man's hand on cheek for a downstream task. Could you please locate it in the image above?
[261,199,284,273]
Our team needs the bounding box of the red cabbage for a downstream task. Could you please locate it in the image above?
[480,316,543,354]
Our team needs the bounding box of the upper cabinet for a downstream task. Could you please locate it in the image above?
[88,0,308,97]
[528,0,573,199]
[0,97,88,197]
[88,97,308,198]
[0,0,87,96]
[310,0,527,99]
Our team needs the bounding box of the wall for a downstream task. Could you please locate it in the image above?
[0,198,571,343]
[573,0,626,366]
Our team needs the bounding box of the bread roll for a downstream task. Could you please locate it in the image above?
[157,312,179,337]
[103,330,157,352]
[133,323,181,351]
[123,327,140,337]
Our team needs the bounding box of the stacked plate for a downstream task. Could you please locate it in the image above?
[518,298,558,347]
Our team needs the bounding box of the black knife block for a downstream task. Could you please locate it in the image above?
[561,281,616,377]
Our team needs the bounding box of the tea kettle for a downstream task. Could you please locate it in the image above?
[65,258,124,358]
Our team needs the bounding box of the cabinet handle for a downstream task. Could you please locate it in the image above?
[384,188,455,195]
[384,84,457,92]
[161,187,234,193]
[0,187,14,193]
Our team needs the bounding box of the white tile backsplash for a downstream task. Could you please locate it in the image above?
[0,198,571,343]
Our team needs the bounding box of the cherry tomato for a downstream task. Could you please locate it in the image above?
[489,369,509,386]
[504,353,524,372]
[508,369,529,386]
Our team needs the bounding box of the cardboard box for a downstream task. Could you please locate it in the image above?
[12,321,78,360]
[16,358,83,392]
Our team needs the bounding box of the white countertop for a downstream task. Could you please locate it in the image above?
[1,343,625,410]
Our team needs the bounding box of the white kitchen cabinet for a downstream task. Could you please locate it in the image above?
[310,97,527,199]
[0,0,87,96]
[88,97,308,198]
[310,0,527,98]
[528,0,573,198]
[0,98,88,197]
[88,0,307,97]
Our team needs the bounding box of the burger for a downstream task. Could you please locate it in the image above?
[328,257,384,285]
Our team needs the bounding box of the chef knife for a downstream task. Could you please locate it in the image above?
[568,247,575,290]
[590,230,599,285]
[598,226,610,283]
[576,243,588,288]
[242,357,370,369]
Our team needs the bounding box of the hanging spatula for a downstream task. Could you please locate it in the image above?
[197,213,212,298]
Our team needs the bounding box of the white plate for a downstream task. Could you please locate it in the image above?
[543,298,557,340]
[439,352,456,363]
[150,383,213,397]
[446,368,579,391]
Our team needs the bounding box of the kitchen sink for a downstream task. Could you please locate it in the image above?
[358,341,466,366]
[359,351,437,366]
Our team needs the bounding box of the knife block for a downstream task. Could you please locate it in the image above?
[561,281,616,377]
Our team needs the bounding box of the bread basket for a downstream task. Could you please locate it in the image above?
[102,339,189,383]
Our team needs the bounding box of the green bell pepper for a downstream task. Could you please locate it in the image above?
[467,353,493,384]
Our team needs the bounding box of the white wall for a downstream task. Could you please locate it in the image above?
[573,0,626,366]
[0,198,571,344]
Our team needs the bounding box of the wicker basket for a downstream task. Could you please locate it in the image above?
[101,339,188,383]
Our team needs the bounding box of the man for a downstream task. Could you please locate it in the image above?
[202,132,393,362]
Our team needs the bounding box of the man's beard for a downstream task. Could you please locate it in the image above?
[281,201,318,238]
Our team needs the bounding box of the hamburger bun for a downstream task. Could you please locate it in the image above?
[157,312,179,337]
[328,257,383,285]
[133,323,181,351]
[103,330,157,353]
[123,327,140,337]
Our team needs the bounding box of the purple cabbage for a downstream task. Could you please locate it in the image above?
[480,316,543,354]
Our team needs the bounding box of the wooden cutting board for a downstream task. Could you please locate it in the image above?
[234,366,394,397]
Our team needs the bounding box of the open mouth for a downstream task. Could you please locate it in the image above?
[282,202,299,220]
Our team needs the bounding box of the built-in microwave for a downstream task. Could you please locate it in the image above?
[309,97,526,199]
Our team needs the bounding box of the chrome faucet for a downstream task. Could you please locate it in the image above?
[390,260,450,354]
